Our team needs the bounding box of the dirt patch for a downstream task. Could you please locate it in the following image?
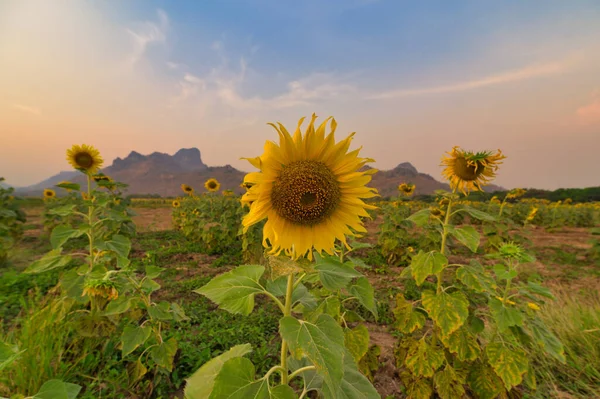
[132,207,173,232]
[367,323,403,397]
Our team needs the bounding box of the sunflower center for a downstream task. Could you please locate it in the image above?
[453,157,485,181]
[271,160,341,226]
[208,182,217,189]
[75,152,94,168]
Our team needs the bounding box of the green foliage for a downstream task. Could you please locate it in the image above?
[0,178,26,266]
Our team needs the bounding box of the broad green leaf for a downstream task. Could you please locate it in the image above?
[422,290,469,337]
[523,364,537,390]
[460,206,496,222]
[184,344,252,399]
[405,378,433,399]
[148,302,173,321]
[195,265,266,315]
[434,366,466,399]
[467,363,505,399]
[55,182,80,191]
[306,296,341,322]
[141,278,161,293]
[59,270,85,300]
[448,225,480,252]
[150,337,177,372]
[266,277,315,309]
[493,264,517,281]
[279,314,345,398]
[358,345,380,383]
[348,277,378,319]
[171,302,190,322]
[48,204,76,216]
[145,265,164,279]
[288,357,323,393]
[50,225,83,249]
[32,380,81,399]
[529,318,565,363]
[270,385,298,399]
[25,249,72,274]
[121,325,152,357]
[393,293,425,334]
[105,234,131,258]
[315,257,363,291]
[525,281,555,299]
[345,324,370,363]
[489,297,524,331]
[456,261,496,293]
[209,357,269,399]
[127,359,148,385]
[469,315,485,334]
[103,296,132,316]
[339,348,380,399]
[440,328,480,361]
[407,208,431,226]
[486,342,528,390]
[410,250,448,286]
[405,338,444,378]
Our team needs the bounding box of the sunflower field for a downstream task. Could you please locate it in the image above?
[1,115,599,399]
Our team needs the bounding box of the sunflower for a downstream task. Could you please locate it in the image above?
[240,181,254,191]
[430,207,445,218]
[66,144,103,174]
[441,147,505,194]
[172,200,181,208]
[93,174,112,182]
[43,189,56,199]
[506,188,526,200]
[181,184,194,195]
[204,178,220,192]
[82,279,118,300]
[398,183,416,196]
[222,189,234,197]
[526,207,538,222]
[241,114,378,259]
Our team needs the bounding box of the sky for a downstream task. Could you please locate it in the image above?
[1,0,599,190]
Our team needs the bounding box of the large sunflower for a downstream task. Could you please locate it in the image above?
[43,189,56,199]
[241,114,378,259]
[441,146,505,194]
[181,184,194,195]
[398,183,415,196]
[204,178,221,192]
[66,144,103,174]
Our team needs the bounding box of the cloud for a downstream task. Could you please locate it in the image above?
[576,90,600,125]
[12,104,41,115]
[368,60,575,100]
[126,9,169,66]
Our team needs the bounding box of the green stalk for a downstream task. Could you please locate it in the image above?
[87,174,95,272]
[280,273,294,384]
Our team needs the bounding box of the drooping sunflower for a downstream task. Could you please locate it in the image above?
[43,189,56,199]
[93,174,111,182]
[172,200,181,208]
[241,114,378,259]
[181,184,194,195]
[441,147,505,194]
[398,183,416,196]
[66,144,103,174]
[204,178,221,192]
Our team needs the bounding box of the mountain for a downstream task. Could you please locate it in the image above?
[16,148,504,197]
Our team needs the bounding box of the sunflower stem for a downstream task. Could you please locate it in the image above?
[280,273,294,385]
[87,174,95,273]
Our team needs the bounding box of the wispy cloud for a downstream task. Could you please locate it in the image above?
[368,60,575,100]
[126,9,169,67]
[12,103,41,115]
[576,90,600,125]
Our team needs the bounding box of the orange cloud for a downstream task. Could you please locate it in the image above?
[576,91,600,125]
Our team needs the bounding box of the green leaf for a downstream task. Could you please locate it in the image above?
[422,290,469,337]
[410,250,448,286]
[448,225,480,252]
[434,366,466,399]
[103,296,132,316]
[270,385,298,399]
[339,348,380,399]
[48,204,76,216]
[148,302,173,321]
[25,249,72,274]
[529,318,565,363]
[440,328,480,362]
[279,314,345,398]
[145,265,164,279]
[461,206,496,222]
[55,182,80,191]
[150,337,178,372]
[32,379,81,399]
[60,270,85,300]
[50,225,83,249]
[393,293,425,334]
[171,302,190,322]
[184,344,252,399]
[525,281,555,300]
[405,378,433,399]
[195,265,266,315]
[105,234,131,258]
[288,358,323,393]
[0,341,23,371]
[467,363,505,399]
[209,357,269,399]
[121,325,152,357]
[305,296,341,323]
[405,338,444,378]
[345,324,370,363]
[348,277,378,319]
[127,359,148,385]
[407,209,431,226]
[315,257,363,291]
[456,261,496,293]
[486,342,528,390]
[141,278,161,293]
[489,297,524,331]
[493,264,517,281]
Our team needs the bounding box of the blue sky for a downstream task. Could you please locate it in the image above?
[1,0,599,189]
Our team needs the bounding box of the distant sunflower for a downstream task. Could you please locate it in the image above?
[181,184,194,195]
[241,113,378,259]
[66,144,103,174]
[204,178,220,192]
[441,147,505,194]
[93,174,111,182]
[43,189,56,199]
[398,183,415,196]
[430,207,445,218]
[222,189,234,197]
[172,200,181,208]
